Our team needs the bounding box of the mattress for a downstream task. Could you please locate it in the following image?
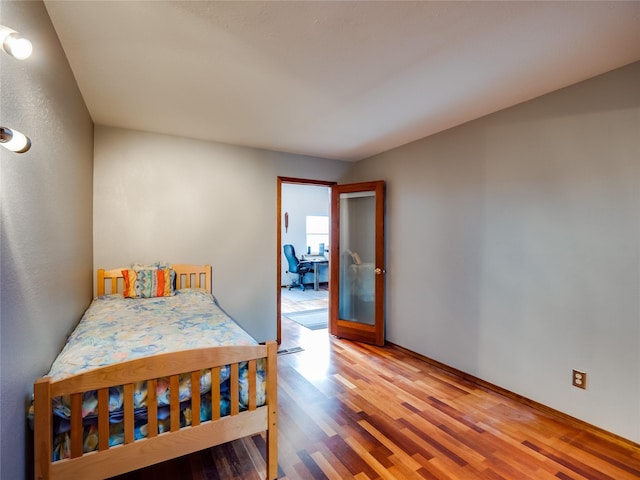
[36,289,266,461]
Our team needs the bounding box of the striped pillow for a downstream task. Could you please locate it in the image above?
[122,268,176,298]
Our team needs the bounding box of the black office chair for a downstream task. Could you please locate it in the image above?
[283,244,314,291]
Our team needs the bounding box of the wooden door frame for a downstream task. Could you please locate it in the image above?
[276,177,336,344]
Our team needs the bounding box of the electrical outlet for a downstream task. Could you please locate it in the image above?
[572,370,587,389]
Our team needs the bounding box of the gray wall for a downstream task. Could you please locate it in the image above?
[0,1,94,479]
[347,62,640,443]
[93,126,350,342]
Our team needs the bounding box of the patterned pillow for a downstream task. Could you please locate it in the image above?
[122,268,176,298]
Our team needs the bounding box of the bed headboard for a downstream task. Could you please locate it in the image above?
[97,264,212,296]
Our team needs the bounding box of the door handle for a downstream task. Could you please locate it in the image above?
[375,268,385,275]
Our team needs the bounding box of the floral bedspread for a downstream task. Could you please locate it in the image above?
[48,289,258,380]
[37,289,267,461]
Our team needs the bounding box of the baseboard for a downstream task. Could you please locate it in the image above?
[387,341,640,449]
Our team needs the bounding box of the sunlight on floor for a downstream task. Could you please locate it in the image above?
[293,327,332,381]
[280,286,332,380]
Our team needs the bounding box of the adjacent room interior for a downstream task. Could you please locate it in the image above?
[280,182,330,333]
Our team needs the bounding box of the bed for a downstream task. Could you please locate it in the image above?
[32,264,278,480]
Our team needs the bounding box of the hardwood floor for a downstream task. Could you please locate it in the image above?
[113,290,640,480]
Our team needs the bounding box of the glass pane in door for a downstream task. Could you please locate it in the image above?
[338,191,376,325]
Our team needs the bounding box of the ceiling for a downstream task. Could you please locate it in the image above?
[43,1,640,162]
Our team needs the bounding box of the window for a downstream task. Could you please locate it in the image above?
[306,215,329,254]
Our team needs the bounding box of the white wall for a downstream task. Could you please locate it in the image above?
[0,2,94,479]
[93,126,350,342]
[347,62,640,443]
[281,183,330,285]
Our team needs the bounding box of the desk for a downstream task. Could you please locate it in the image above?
[304,256,329,291]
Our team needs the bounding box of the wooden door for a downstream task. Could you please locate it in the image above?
[329,181,385,346]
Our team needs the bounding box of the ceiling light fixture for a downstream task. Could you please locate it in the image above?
[0,126,32,153]
[1,25,33,60]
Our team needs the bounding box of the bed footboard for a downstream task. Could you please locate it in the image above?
[33,341,278,480]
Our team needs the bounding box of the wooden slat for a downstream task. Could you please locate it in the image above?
[97,269,106,296]
[190,371,201,427]
[248,359,257,411]
[203,266,211,291]
[98,388,110,451]
[211,367,221,421]
[123,384,134,444]
[265,341,279,480]
[230,363,239,416]
[70,393,83,458]
[33,377,52,480]
[147,379,158,438]
[170,375,180,432]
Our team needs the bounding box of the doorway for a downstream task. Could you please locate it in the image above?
[277,177,335,344]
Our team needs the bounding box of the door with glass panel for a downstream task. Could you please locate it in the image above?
[329,181,385,346]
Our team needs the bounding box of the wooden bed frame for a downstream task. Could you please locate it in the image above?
[33,264,278,480]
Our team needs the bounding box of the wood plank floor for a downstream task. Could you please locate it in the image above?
[113,289,640,479]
